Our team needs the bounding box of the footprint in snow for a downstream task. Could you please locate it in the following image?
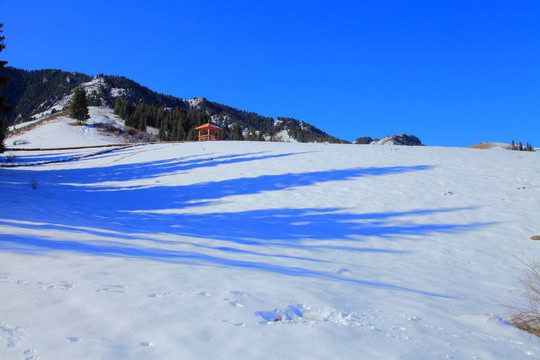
[139,341,154,347]
[0,320,26,348]
[147,292,172,298]
[23,347,38,360]
[97,284,126,293]
[38,280,73,290]
[229,300,244,308]
[328,268,349,275]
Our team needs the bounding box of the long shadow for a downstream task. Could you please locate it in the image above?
[0,234,454,298]
[0,163,438,236]
[21,150,311,184]
[49,165,437,215]
[0,150,492,297]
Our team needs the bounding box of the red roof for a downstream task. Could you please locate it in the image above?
[195,122,222,130]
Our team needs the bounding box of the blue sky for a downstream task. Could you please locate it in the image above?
[2,0,539,146]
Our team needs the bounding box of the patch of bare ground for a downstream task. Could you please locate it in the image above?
[466,142,499,149]
[8,111,68,137]
[94,123,158,143]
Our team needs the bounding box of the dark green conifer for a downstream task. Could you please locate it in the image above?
[70,87,90,124]
[229,124,243,140]
[187,127,198,141]
[0,24,12,153]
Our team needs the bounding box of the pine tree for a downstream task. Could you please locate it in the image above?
[0,24,13,153]
[187,127,198,141]
[220,120,229,140]
[229,124,243,140]
[70,87,90,124]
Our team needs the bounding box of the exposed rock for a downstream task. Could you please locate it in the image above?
[371,133,423,146]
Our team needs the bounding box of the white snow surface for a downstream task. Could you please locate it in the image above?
[6,107,136,149]
[1,122,540,359]
[109,87,126,98]
[186,97,204,108]
[371,133,415,146]
[272,129,298,143]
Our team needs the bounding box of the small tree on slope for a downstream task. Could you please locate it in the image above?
[0,24,13,153]
[70,87,90,124]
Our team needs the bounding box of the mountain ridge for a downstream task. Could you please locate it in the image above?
[0,67,350,143]
[1,67,422,145]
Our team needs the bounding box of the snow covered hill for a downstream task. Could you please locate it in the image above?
[1,67,347,143]
[371,133,423,146]
[6,106,156,150]
[0,121,539,359]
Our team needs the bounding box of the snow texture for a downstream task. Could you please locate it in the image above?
[6,107,156,150]
[186,97,204,108]
[0,115,539,359]
[109,88,126,98]
[272,129,298,143]
[371,133,421,146]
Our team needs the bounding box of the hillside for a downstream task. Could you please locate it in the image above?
[0,122,539,358]
[5,106,153,150]
[0,67,347,144]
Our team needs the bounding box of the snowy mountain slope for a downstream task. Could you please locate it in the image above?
[0,124,539,359]
[6,106,155,150]
[2,67,348,143]
[371,133,423,146]
[271,129,299,143]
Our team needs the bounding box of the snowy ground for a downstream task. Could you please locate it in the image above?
[7,107,140,149]
[0,114,539,359]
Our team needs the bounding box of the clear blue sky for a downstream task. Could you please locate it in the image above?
[2,0,539,146]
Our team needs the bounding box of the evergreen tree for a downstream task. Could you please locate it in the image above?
[219,120,229,140]
[0,24,12,153]
[138,116,147,132]
[229,124,243,140]
[355,137,374,144]
[70,87,90,124]
[187,127,198,141]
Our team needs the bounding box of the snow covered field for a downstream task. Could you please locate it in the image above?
[1,114,539,359]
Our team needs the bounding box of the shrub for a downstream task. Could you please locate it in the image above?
[509,257,540,337]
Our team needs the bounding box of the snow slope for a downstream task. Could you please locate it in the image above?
[0,125,539,359]
[6,107,144,150]
[272,129,298,143]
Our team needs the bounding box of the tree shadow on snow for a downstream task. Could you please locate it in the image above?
[0,149,492,297]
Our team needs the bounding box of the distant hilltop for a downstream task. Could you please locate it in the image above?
[354,134,423,146]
